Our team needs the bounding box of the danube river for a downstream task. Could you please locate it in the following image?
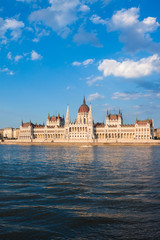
[0,145,160,239]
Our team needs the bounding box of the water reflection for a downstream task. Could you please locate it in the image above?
[0,145,160,240]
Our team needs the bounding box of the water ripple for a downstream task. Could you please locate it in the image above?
[0,145,160,239]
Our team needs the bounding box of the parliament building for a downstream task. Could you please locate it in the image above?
[18,97,154,143]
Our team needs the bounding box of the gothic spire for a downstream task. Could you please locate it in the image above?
[107,109,108,117]
[88,104,93,124]
[65,105,70,125]
[83,96,86,105]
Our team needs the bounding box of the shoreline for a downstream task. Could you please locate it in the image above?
[1,140,160,147]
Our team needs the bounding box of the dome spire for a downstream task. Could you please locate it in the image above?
[83,96,86,105]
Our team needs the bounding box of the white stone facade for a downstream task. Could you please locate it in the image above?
[18,98,154,143]
[3,128,19,139]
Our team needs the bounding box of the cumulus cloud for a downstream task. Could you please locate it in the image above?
[87,76,103,86]
[87,92,105,101]
[90,14,107,25]
[112,92,151,100]
[7,52,23,62]
[72,61,81,66]
[79,4,90,12]
[7,52,12,60]
[32,28,50,42]
[112,92,142,100]
[0,67,14,75]
[73,26,102,47]
[16,0,37,3]
[87,0,111,5]
[98,54,160,79]
[107,7,160,53]
[31,50,42,60]
[15,55,23,62]
[0,18,24,42]
[29,0,90,38]
[16,0,35,2]
[7,51,42,62]
[72,58,94,66]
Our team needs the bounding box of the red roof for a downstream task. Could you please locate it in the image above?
[78,97,89,113]
[94,123,105,128]
[122,124,135,127]
[109,114,118,120]
[50,116,63,122]
[137,120,153,126]
[22,122,33,127]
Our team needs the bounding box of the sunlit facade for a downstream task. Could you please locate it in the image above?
[18,97,154,143]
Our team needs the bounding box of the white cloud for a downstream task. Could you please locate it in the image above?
[66,86,71,90]
[0,18,24,42]
[112,92,142,100]
[98,54,160,79]
[72,61,81,66]
[83,59,94,65]
[7,52,23,62]
[15,55,23,62]
[9,71,14,75]
[79,5,90,12]
[87,0,111,5]
[72,58,94,66]
[0,67,14,75]
[87,92,105,101]
[110,7,139,28]
[32,28,50,42]
[157,93,160,98]
[29,0,89,38]
[16,0,35,2]
[73,26,102,47]
[31,50,42,60]
[108,7,160,53]
[90,14,107,25]
[87,76,103,86]
[7,52,12,60]
[112,92,151,101]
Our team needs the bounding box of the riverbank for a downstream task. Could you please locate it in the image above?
[1,140,160,146]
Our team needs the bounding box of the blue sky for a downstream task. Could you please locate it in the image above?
[1,0,160,128]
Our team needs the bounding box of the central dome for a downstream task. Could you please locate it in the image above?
[78,97,89,113]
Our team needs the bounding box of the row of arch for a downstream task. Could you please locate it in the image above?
[96,133,151,139]
[69,127,88,132]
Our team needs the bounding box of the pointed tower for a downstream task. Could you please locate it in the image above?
[88,104,93,125]
[88,103,94,139]
[107,109,109,118]
[106,109,109,126]
[118,109,123,125]
[83,96,86,105]
[65,105,70,126]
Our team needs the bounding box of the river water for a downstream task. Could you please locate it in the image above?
[0,145,160,240]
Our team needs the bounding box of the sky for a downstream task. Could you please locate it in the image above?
[1,0,160,128]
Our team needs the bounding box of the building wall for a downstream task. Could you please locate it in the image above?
[0,129,3,139]
[3,128,20,139]
[154,128,160,139]
[17,100,154,143]
[3,128,13,139]
[18,121,154,143]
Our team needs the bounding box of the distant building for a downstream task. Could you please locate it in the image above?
[0,129,3,139]
[3,128,19,139]
[154,128,160,139]
[18,97,154,143]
